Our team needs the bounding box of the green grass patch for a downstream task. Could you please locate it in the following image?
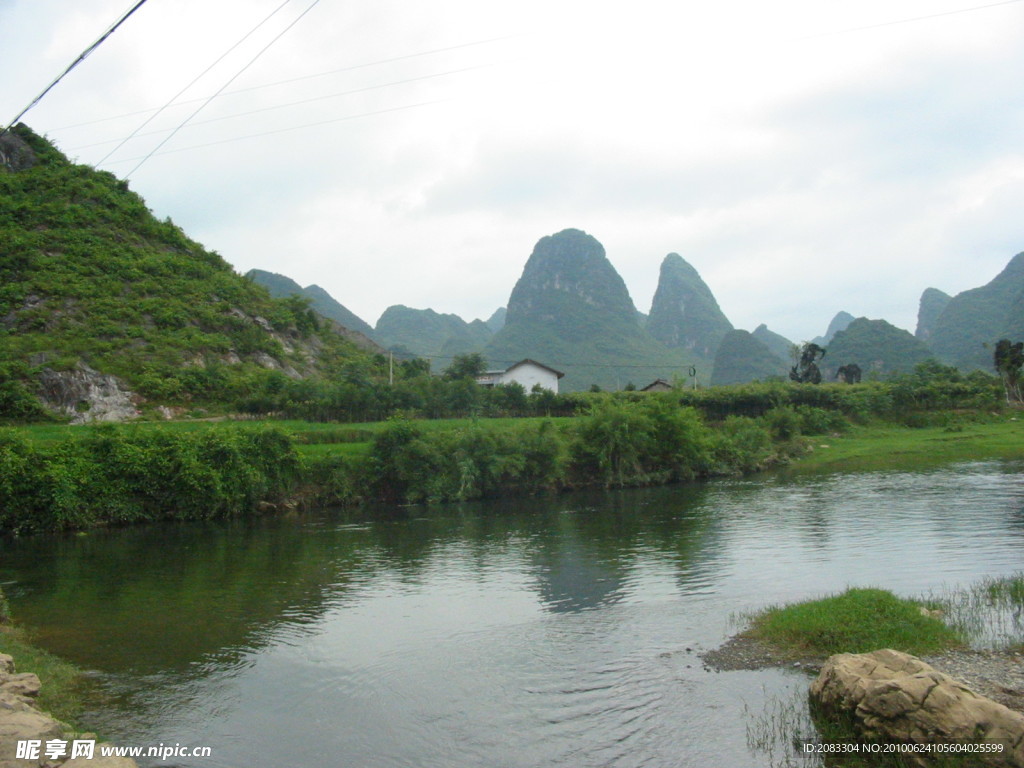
[746,587,964,657]
[295,441,370,458]
[787,419,1024,474]
[0,623,89,729]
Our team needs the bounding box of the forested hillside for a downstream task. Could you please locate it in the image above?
[0,124,375,420]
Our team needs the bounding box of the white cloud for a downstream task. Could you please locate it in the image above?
[3,0,1023,344]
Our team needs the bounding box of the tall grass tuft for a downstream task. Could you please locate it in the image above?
[747,587,964,657]
[926,572,1024,651]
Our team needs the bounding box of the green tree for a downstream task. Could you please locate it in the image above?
[443,352,487,381]
[835,363,862,384]
[790,343,826,384]
[993,338,1023,404]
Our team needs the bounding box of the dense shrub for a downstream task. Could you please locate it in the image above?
[708,416,774,474]
[569,398,713,487]
[369,418,567,503]
[0,425,298,534]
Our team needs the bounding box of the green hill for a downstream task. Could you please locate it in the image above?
[0,124,373,420]
[812,311,855,346]
[927,252,1024,371]
[245,269,379,346]
[375,305,492,369]
[710,329,788,385]
[823,318,934,380]
[752,323,795,364]
[646,253,733,365]
[486,229,690,391]
[915,287,951,342]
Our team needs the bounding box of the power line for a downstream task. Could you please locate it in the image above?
[97,0,294,165]
[47,35,521,133]
[2,0,151,135]
[122,0,323,179]
[70,61,501,153]
[100,99,450,164]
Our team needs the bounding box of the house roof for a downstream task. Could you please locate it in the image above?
[505,359,565,379]
[640,378,672,391]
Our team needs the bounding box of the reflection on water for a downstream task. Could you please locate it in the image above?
[2,461,1023,767]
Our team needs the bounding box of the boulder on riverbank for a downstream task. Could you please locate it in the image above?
[0,653,138,768]
[810,648,1024,767]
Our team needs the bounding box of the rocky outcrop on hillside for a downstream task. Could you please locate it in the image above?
[916,287,952,342]
[0,653,138,768]
[646,253,732,360]
[37,365,139,424]
[810,649,1024,767]
[0,129,37,173]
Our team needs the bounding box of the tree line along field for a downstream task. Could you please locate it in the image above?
[1,367,1022,536]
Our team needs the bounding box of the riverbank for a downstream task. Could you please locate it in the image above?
[702,578,1024,714]
[2,403,1022,536]
[0,651,138,768]
[783,419,1024,474]
[702,635,1024,713]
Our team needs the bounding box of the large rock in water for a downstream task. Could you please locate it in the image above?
[810,649,1024,767]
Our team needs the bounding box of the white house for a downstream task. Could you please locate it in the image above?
[476,359,565,394]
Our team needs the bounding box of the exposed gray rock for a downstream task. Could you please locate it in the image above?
[0,129,36,173]
[0,673,41,700]
[37,365,139,424]
[810,649,1024,767]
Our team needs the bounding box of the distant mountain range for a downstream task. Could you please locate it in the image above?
[255,227,1024,389]
[7,122,1023,400]
[245,269,379,349]
[485,229,691,390]
[921,253,1024,371]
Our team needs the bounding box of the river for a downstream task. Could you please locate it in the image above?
[2,461,1023,767]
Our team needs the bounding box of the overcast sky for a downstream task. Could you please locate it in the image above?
[3,0,1023,343]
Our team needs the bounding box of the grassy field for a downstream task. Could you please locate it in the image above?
[12,416,579,461]
[785,418,1024,474]
[12,413,1023,470]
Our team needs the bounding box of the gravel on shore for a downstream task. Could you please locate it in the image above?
[700,634,1024,713]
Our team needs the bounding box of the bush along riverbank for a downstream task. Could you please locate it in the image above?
[0,396,803,534]
[4,381,1022,534]
[300,397,800,508]
[0,424,300,534]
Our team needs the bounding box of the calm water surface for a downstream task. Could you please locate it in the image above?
[2,461,1023,768]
